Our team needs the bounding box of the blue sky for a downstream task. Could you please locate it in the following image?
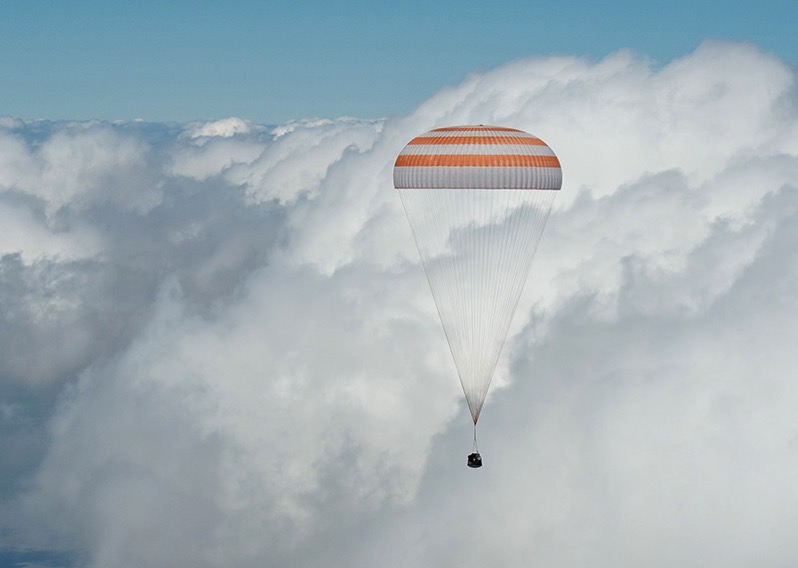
[1,0,796,123]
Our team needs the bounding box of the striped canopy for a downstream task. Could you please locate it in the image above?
[393,125,562,190]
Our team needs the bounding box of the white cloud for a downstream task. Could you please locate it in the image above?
[230,118,383,205]
[0,200,103,262]
[169,137,265,181]
[1,41,798,568]
[0,117,24,129]
[183,117,263,139]
[0,123,163,219]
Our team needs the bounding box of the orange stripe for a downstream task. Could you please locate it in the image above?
[431,126,523,132]
[407,136,545,145]
[395,154,561,168]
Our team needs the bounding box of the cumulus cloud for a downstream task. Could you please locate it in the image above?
[1,41,798,567]
[183,117,264,140]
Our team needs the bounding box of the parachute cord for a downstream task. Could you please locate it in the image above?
[472,422,479,453]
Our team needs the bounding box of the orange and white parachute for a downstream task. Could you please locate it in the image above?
[394,125,561,429]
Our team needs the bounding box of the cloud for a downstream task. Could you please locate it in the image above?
[0,122,162,217]
[1,40,797,567]
[183,117,264,140]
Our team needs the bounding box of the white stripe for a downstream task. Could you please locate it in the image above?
[394,166,562,190]
[399,144,556,156]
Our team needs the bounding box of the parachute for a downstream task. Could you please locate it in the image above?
[394,125,562,467]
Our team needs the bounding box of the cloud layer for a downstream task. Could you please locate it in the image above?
[1,41,797,567]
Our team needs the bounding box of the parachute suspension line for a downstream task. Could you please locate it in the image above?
[473,421,479,453]
[400,188,556,424]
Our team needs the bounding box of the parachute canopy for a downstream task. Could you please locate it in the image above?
[394,125,561,424]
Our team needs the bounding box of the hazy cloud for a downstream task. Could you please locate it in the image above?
[1,41,797,567]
